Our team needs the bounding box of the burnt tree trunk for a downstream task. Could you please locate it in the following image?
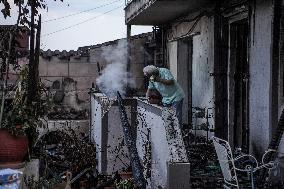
[27,0,36,104]
[34,15,41,97]
[117,92,146,189]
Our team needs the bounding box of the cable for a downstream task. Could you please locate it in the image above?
[42,5,123,37]
[43,0,122,23]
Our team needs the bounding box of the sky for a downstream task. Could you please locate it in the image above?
[1,0,152,51]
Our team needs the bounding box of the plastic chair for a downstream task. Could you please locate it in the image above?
[212,136,275,189]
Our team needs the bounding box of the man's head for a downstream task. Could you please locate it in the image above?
[143,65,159,78]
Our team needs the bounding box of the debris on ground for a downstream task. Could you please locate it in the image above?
[117,92,146,189]
[31,128,97,188]
[184,134,223,189]
[47,107,88,120]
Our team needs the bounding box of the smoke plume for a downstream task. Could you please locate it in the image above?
[96,39,136,97]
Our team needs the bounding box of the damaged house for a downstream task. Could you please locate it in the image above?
[125,0,284,156]
[91,0,284,188]
[3,0,284,187]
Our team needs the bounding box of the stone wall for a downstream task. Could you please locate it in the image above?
[39,33,152,116]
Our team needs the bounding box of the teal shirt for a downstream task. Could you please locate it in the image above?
[148,68,185,105]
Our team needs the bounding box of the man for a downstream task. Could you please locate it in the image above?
[143,65,185,125]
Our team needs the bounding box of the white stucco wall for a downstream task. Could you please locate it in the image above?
[91,94,135,175]
[136,103,168,188]
[168,41,178,79]
[276,0,284,157]
[136,100,189,189]
[249,0,273,155]
[191,17,214,112]
[167,15,215,131]
[91,93,104,173]
[106,106,131,174]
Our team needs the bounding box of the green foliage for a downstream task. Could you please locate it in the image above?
[24,175,58,189]
[0,27,25,71]
[0,0,61,145]
[2,66,50,142]
[1,0,63,27]
[116,179,135,189]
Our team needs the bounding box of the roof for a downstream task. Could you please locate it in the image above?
[40,32,152,60]
[78,32,152,50]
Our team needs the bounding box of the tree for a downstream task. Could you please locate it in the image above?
[0,0,62,130]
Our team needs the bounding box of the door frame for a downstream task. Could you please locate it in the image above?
[227,16,250,152]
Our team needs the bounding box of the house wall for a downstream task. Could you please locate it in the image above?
[136,100,189,189]
[164,1,279,156]
[168,41,178,79]
[136,101,168,188]
[90,93,136,175]
[39,33,151,113]
[276,0,284,157]
[91,93,189,188]
[249,0,274,155]
[39,56,96,102]
[191,17,214,114]
[166,15,215,129]
[90,95,104,173]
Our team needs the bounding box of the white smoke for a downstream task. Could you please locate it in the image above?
[96,39,136,97]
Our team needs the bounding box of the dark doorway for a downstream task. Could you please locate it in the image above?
[230,19,249,153]
[177,38,193,127]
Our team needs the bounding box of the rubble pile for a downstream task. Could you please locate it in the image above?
[47,107,88,120]
[186,136,223,189]
[33,129,97,188]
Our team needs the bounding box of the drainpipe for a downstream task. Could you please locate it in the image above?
[126,24,131,96]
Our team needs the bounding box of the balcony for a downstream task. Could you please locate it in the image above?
[125,0,210,25]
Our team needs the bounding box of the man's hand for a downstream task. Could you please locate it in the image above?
[154,76,161,82]
[150,75,156,82]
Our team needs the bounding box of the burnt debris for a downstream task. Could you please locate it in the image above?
[117,91,146,189]
[33,128,97,188]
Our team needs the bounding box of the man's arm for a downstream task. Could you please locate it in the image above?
[146,81,155,98]
[155,77,174,85]
[146,88,151,98]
